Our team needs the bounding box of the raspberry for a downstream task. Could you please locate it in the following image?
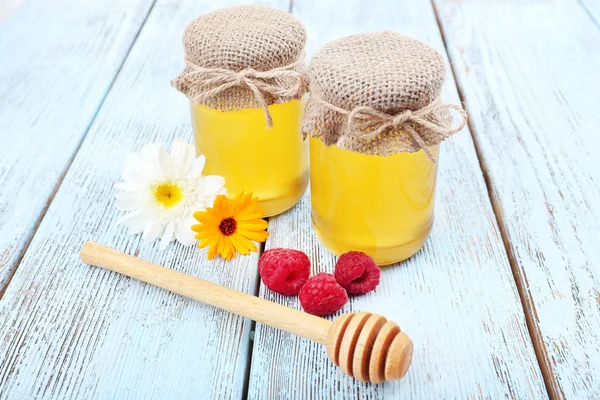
[334,251,380,295]
[258,248,310,295]
[299,273,348,316]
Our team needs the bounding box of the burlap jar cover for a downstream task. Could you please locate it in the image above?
[171,5,308,128]
[302,31,467,161]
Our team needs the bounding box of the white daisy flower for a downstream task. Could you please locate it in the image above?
[115,139,226,249]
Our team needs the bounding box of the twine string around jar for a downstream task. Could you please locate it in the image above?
[177,57,306,128]
[313,96,468,162]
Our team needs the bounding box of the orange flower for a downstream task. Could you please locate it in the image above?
[192,192,268,260]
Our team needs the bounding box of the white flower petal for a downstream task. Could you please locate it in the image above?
[116,191,148,211]
[119,210,148,235]
[158,147,174,176]
[170,139,195,175]
[123,151,160,184]
[181,146,195,176]
[188,155,206,183]
[183,214,196,229]
[159,221,175,250]
[169,140,186,171]
[141,144,163,177]
[142,219,165,243]
[175,218,196,246]
[170,139,187,157]
[121,153,141,179]
[198,175,226,196]
[141,143,160,160]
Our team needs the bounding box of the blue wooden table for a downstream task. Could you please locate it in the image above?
[1,0,599,398]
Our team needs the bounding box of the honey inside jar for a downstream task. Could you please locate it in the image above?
[310,138,439,265]
[191,99,308,216]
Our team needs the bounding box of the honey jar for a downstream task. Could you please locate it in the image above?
[302,32,467,264]
[172,5,309,216]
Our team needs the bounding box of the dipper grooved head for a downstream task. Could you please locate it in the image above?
[326,312,413,383]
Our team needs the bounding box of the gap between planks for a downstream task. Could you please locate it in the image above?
[579,0,600,29]
[0,0,159,301]
[430,1,556,398]
[241,234,268,400]
[243,2,293,397]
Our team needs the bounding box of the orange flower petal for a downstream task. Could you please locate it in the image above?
[231,232,257,253]
[194,210,219,225]
[212,195,229,216]
[237,219,268,231]
[221,237,235,260]
[230,237,248,255]
[237,228,269,242]
[198,232,220,248]
[233,191,245,201]
[194,225,218,236]
[207,237,219,259]
[232,192,249,215]
[236,211,265,221]
[198,237,210,248]
[217,234,225,256]
[236,196,261,219]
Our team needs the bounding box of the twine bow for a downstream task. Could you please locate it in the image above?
[175,57,306,128]
[316,97,468,162]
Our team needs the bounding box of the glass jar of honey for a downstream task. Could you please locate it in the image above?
[172,5,309,216]
[303,32,467,265]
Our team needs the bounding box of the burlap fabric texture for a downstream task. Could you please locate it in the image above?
[302,31,467,160]
[171,5,308,128]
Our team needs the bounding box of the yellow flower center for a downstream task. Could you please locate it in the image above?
[219,217,237,236]
[153,182,183,208]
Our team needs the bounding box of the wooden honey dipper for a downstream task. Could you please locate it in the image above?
[80,241,413,383]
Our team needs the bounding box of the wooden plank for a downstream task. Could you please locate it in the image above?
[0,0,290,398]
[433,0,600,398]
[0,0,22,21]
[247,1,547,398]
[0,0,156,293]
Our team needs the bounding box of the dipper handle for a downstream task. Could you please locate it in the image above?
[81,241,332,344]
[81,241,413,383]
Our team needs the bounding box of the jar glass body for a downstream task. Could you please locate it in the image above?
[191,99,309,216]
[309,137,439,265]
